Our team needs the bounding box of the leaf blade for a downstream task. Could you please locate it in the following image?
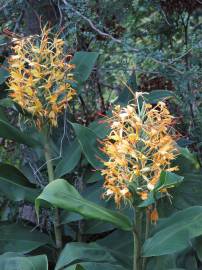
[35,179,132,231]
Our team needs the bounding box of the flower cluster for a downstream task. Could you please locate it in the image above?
[8,27,76,127]
[101,101,179,206]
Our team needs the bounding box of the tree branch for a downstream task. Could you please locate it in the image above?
[62,0,138,52]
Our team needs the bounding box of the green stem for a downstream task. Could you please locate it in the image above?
[142,209,150,270]
[44,142,63,250]
[133,209,142,270]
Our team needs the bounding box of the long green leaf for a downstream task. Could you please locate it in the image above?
[117,70,137,105]
[173,174,202,208]
[55,242,117,270]
[143,206,202,257]
[70,122,104,169]
[55,139,81,178]
[155,171,184,191]
[71,52,99,83]
[144,90,174,104]
[35,179,132,231]
[98,230,133,269]
[64,263,126,270]
[0,253,48,270]
[0,66,9,84]
[0,163,39,202]
[0,224,52,253]
[178,146,200,169]
[0,119,39,147]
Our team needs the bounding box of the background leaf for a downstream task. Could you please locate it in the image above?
[0,163,39,202]
[144,90,174,104]
[0,66,9,85]
[0,119,39,147]
[71,52,99,83]
[70,123,104,169]
[55,139,81,178]
[55,242,118,270]
[143,206,202,257]
[0,253,48,270]
[0,224,52,253]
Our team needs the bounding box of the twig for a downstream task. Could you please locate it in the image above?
[161,9,171,26]
[57,0,63,28]
[62,0,186,74]
[150,57,184,74]
[13,11,24,33]
[0,0,12,11]
[62,0,138,52]
[170,48,192,63]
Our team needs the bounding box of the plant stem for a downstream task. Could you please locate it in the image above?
[133,209,141,270]
[142,209,150,270]
[44,141,63,250]
[133,230,139,270]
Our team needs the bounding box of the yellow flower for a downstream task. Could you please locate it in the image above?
[100,101,179,206]
[8,26,76,128]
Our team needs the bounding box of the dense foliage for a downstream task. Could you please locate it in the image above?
[0,0,201,270]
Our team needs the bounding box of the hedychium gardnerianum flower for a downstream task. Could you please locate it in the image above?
[8,26,76,128]
[101,101,179,207]
[8,26,77,250]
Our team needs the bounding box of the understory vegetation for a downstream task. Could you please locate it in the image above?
[0,1,202,270]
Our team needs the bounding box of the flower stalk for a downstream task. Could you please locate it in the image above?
[44,139,62,250]
[133,209,142,270]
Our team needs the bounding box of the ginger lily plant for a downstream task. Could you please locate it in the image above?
[8,27,76,249]
[5,27,186,270]
[100,98,181,270]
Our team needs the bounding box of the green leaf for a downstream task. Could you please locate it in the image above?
[55,139,81,178]
[98,230,133,269]
[61,211,82,224]
[70,122,104,169]
[71,52,99,83]
[146,254,179,270]
[144,90,174,104]
[35,179,132,231]
[155,171,184,191]
[0,107,9,122]
[55,242,117,270]
[138,172,183,208]
[173,174,202,208]
[194,236,202,262]
[64,265,85,270]
[64,263,126,270]
[0,67,9,84]
[0,163,39,202]
[0,119,39,147]
[143,206,202,257]
[0,253,48,270]
[83,220,115,234]
[64,262,127,270]
[85,170,103,184]
[178,146,200,169]
[89,120,110,139]
[117,70,137,105]
[0,224,52,253]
